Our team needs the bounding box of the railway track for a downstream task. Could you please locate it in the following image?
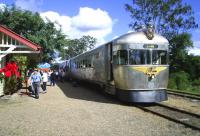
[167,89,200,101]
[135,103,200,131]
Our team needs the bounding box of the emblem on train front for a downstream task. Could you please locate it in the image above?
[146,67,157,79]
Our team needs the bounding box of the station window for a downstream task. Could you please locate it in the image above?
[113,50,128,65]
[8,36,11,45]
[4,34,7,44]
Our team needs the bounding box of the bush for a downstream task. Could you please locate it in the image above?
[192,78,200,86]
[168,77,177,89]
[168,71,191,90]
[0,62,21,95]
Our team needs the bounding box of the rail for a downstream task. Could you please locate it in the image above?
[135,103,200,131]
[167,89,200,100]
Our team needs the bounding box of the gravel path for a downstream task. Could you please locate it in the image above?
[0,82,199,136]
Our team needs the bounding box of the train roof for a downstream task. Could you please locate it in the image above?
[69,31,169,60]
[113,31,169,45]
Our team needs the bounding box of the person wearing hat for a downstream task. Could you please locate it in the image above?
[30,68,42,99]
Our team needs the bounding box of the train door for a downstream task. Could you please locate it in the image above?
[106,42,113,81]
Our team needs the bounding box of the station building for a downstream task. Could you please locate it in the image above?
[0,25,41,96]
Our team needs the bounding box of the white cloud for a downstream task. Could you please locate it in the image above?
[188,41,200,56]
[0,3,6,11]
[40,11,71,33]
[40,7,114,45]
[188,47,200,56]
[15,0,43,12]
[194,41,200,48]
[72,7,112,31]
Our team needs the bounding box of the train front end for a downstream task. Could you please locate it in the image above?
[112,29,169,102]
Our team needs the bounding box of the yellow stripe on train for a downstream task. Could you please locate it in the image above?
[132,66,167,78]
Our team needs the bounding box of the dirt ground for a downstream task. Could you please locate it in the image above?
[0,81,199,136]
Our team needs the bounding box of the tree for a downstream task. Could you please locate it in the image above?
[0,5,68,62]
[125,0,198,38]
[79,35,96,50]
[0,6,44,38]
[169,33,193,71]
[185,55,200,80]
[63,35,97,59]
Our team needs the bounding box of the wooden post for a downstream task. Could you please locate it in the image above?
[0,33,3,96]
[0,58,4,96]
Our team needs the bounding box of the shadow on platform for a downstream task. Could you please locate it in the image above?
[56,81,119,104]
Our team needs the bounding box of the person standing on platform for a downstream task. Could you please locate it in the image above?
[55,70,59,80]
[42,70,48,93]
[30,69,42,99]
[27,68,34,95]
[48,70,53,85]
[60,70,65,82]
[50,70,56,86]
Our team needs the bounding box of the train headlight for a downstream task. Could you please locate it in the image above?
[145,24,154,40]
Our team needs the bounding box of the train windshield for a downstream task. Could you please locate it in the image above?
[113,50,128,65]
[129,50,151,65]
[129,49,168,65]
[152,50,168,65]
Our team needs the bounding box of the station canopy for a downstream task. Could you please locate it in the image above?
[38,62,51,69]
[0,25,42,60]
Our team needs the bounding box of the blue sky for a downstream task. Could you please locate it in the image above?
[1,0,200,55]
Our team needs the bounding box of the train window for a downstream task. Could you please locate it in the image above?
[82,60,85,68]
[152,50,167,65]
[87,55,92,68]
[129,50,151,65]
[113,52,118,64]
[74,62,76,69]
[73,62,76,69]
[85,60,87,67]
[113,50,128,65]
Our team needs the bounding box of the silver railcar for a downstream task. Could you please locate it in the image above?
[66,29,169,102]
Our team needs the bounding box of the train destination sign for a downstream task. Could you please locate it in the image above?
[143,44,158,49]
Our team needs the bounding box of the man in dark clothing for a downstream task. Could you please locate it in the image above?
[50,71,56,86]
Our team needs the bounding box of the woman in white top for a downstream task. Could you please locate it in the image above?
[42,70,49,93]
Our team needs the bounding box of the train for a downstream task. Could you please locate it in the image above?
[63,26,169,103]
